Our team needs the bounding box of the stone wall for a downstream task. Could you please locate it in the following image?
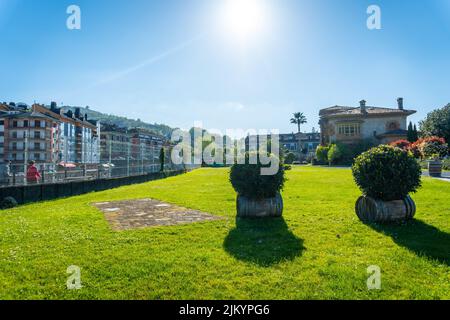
[0,170,186,205]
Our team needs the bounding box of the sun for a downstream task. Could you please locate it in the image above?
[220,0,268,43]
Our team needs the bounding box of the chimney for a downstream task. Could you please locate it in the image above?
[50,101,57,112]
[359,100,367,113]
[75,108,81,119]
[84,113,88,121]
[397,97,404,110]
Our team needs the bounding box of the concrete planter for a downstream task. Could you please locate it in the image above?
[355,195,416,223]
[428,160,442,177]
[237,192,283,218]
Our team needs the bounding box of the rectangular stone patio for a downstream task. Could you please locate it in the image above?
[93,199,222,231]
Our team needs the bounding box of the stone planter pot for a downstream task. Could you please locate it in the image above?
[355,195,415,223]
[428,160,442,177]
[237,192,283,218]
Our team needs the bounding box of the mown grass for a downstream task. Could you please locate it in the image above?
[0,167,449,300]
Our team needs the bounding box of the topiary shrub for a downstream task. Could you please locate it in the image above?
[0,197,18,209]
[315,145,329,163]
[352,145,422,201]
[230,152,286,200]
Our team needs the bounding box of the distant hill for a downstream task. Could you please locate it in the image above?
[64,106,176,138]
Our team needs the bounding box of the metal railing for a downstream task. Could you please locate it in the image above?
[0,141,199,187]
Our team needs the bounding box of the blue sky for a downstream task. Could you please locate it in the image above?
[0,0,449,135]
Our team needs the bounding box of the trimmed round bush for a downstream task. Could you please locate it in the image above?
[0,197,18,209]
[230,152,286,199]
[352,145,422,201]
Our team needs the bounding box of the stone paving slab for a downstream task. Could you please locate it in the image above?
[93,199,222,230]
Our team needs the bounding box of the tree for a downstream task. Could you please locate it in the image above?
[407,122,415,142]
[290,112,307,156]
[290,112,307,134]
[419,104,450,145]
[159,148,165,172]
[413,124,419,142]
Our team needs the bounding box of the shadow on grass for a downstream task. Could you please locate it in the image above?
[223,217,305,267]
[368,219,450,266]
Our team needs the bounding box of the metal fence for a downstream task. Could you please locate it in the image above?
[0,141,199,187]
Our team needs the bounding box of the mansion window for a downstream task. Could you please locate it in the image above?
[338,123,361,137]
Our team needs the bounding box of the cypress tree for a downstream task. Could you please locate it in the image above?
[407,122,415,142]
[159,148,165,172]
[413,124,419,141]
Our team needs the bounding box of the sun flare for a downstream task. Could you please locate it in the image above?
[220,0,268,43]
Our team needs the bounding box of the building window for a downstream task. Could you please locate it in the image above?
[386,121,400,131]
[12,132,17,139]
[34,131,41,139]
[34,153,40,160]
[24,120,28,127]
[338,123,361,137]
[35,121,41,128]
[13,121,18,128]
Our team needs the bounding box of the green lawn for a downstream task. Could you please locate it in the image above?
[1,167,449,299]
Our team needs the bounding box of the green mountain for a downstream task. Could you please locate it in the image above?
[65,106,176,137]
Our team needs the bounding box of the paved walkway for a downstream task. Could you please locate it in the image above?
[422,170,450,182]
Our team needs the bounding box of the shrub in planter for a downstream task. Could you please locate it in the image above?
[352,145,422,223]
[230,152,286,218]
[427,154,443,177]
[0,197,18,210]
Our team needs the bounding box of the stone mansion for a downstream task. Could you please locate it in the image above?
[319,98,416,146]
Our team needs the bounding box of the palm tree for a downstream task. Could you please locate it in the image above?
[290,113,308,158]
[290,112,307,133]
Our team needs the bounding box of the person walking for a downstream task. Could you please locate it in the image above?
[26,160,41,184]
[5,161,12,185]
